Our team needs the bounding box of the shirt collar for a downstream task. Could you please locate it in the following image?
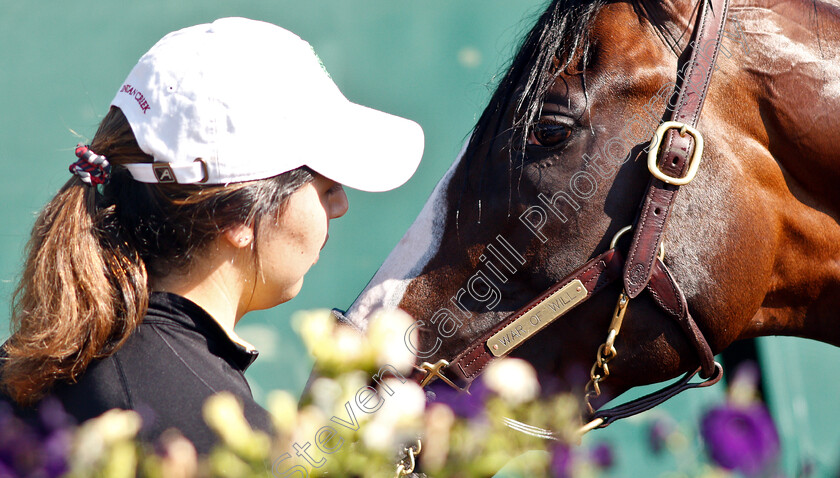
[146,292,260,371]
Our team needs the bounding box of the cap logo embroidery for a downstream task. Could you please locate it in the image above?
[153,163,176,183]
[119,84,151,114]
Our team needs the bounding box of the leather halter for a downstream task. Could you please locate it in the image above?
[412,0,731,431]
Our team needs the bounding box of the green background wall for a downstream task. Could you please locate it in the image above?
[1,1,837,475]
[0,0,545,398]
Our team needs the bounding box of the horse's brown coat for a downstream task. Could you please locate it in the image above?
[351,0,840,407]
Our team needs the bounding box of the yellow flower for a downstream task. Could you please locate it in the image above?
[293,309,336,352]
[268,390,299,434]
[293,309,374,373]
[203,392,270,460]
[69,409,142,477]
[158,429,198,478]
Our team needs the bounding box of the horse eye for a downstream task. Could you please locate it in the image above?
[527,121,572,148]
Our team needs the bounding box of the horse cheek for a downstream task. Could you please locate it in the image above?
[431,308,463,339]
[467,270,502,311]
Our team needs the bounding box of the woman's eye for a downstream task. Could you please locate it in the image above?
[527,121,572,147]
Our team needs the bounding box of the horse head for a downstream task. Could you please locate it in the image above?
[346,0,840,415]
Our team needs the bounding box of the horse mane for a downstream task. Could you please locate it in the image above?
[457,0,687,224]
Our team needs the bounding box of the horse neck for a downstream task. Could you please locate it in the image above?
[727,0,840,345]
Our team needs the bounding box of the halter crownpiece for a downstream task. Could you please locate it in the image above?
[70,144,111,186]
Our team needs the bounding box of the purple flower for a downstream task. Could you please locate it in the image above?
[426,379,489,420]
[41,430,71,478]
[550,443,573,478]
[38,398,74,435]
[0,399,72,478]
[798,458,814,477]
[589,442,614,469]
[648,418,673,455]
[700,402,779,476]
[0,461,16,478]
[732,361,760,389]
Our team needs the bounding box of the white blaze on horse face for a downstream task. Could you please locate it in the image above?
[345,144,465,330]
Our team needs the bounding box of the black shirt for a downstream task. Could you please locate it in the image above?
[1,292,276,454]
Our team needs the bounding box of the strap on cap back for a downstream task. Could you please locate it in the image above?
[124,159,208,184]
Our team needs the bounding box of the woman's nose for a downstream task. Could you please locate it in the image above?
[330,185,349,219]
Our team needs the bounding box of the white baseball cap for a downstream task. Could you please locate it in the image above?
[111,17,424,192]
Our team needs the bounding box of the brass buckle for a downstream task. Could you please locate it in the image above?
[647,121,704,185]
[418,359,464,392]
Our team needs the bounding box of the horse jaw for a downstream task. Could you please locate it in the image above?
[344,144,466,330]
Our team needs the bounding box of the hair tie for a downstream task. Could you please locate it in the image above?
[70,144,111,186]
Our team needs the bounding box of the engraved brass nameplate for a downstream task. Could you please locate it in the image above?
[488,279,587,357]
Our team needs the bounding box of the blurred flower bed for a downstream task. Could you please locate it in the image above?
[0,310,804,477]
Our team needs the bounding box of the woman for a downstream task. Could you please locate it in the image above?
[0,17,423,454]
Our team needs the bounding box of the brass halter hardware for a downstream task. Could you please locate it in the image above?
[419,359,464,392]
[580,226,665,432]
[647,121,704,185]
[583,289,629,416]
[394,439,422,477]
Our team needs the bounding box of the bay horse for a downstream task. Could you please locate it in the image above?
[344,0,840,429]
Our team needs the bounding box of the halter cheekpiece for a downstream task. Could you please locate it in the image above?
[70,143,111,186]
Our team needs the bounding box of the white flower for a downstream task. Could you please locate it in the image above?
[360,378,425,452]
[90,409,142,444]
[309,377,343,416]
[293,405,328,446]
[423,403,455,471]
[367,308,417,374]
[361,418,397,452]
[332,325,369,369]
[483,358,541,405]
[374,378,426,425]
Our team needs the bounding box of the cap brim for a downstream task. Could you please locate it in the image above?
[304,101,424,192]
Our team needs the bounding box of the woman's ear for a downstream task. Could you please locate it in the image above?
[222,224,255,249]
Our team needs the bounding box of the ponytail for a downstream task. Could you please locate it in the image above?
[2,175,148,406]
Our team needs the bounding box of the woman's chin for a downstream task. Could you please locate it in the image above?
[249,279,305,312]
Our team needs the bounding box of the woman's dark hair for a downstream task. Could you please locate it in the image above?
[1,106,313,406]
